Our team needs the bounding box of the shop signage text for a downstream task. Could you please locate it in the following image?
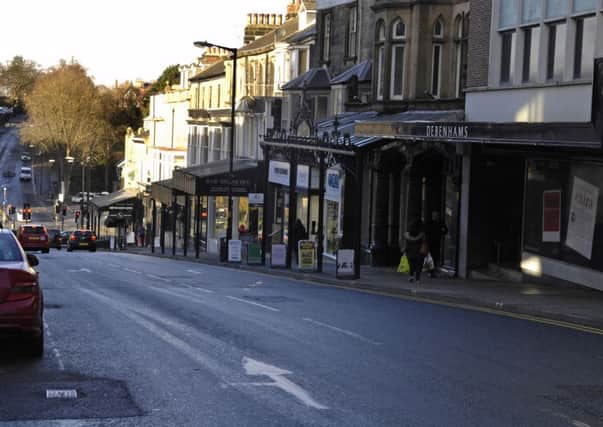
[298,240,316,271]
[268,160,290,186]
[426,125,469,139]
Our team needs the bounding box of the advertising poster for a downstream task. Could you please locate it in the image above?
[298,240,316,271]
[248,193,264,206]
[325,169,341,202]
[336,249,355,278]
[566,177,599,260]
[268,161,290,186]
[542,190,561,242]
[228,240,242,262]
[271,243,287,267]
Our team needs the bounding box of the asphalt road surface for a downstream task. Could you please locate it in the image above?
[1,249,602,427]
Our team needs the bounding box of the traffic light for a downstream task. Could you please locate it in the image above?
[7,205,15,215]
[23,203,31,221]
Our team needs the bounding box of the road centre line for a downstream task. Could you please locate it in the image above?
[44,323,65,371]
[123,268,142,274]
[187,286,214,294]
[302,318,382,346]
[226,296,280,312]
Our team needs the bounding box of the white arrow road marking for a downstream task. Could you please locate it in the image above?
[242,357,328,410]
[226,296,279,312]
[66,268,91,273]
[302,318,382,346]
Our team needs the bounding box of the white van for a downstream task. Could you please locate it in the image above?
[19,167,32,181]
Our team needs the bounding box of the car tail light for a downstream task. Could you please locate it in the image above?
[70,235,76,241]
[6,270,38,302]
[91,235,96,241]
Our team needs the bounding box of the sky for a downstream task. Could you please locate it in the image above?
[1,0,292,86]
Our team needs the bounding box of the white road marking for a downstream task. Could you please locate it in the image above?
[190,287,214,294]
[46,389,77,399]
[302,318,382,346]
[66,268,91,273]
[108,263,120,268]
[123,268,142,274]
[44,323,65,371]
[187,269,202,275]
[226,296,279,312]
[242,357,328,410]
[146,274,170,282]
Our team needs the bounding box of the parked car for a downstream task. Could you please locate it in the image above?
[17,225,49,253]
[20,154,31,162]
[0,229,44,357]
[19,167,32,182]
[67,230,97,252]
[47,229,62,250]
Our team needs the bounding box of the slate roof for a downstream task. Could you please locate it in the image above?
[330,60,372,85]
[190,60,225,82]
[239,17,300,57]
[281,68,331,91]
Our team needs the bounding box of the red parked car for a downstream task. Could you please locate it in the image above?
[17,225,50,253]
[0,229,43,356]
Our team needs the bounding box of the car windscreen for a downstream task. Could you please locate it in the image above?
[0,234,24,262]
[74,231,94,238]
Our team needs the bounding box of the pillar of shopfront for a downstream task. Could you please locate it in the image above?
[171,195,177,257]
[286,152,297,269]
[160,204,166,255]
[317,151,326,273]
[195,196,200,259]
[183,195,190,257]
[151,199,157,254]
[261,146,272,266]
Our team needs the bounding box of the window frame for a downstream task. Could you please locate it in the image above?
[322,12,332,63]
[375,20,386,101]
[346,6,358,59]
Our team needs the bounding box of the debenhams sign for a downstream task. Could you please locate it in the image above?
[426,125,469,139]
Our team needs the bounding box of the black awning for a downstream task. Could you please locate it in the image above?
[89,189,138,211]
[173,159,264,196]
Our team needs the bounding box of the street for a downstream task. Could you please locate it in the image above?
[1,250,602,426]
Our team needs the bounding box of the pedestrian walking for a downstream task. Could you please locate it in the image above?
[136,223,145,248]
[404,219,427,284]
[426,211,448,277]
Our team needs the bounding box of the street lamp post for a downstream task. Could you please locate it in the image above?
[194,40,237,246]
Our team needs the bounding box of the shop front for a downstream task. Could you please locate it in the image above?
[171,158,264,258]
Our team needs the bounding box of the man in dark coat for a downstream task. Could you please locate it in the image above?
[404,219,427,283]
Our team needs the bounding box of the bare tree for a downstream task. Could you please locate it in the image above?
[21,61,104,198]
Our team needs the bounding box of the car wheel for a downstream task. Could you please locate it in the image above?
[42,248,49,254]
[29,329,44,358]
[67,247,72,252]
[90,248,96,252]
[56,247,61,251]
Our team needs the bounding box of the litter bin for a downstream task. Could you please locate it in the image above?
[219,237,228,262]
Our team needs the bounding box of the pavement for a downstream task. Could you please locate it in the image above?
[118,244,603,334]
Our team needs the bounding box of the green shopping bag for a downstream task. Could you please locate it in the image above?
[397,254,410,274]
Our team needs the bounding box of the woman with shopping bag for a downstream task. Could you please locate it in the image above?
[404,219,428,284]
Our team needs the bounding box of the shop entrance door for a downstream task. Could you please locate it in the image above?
[484,156,525,266]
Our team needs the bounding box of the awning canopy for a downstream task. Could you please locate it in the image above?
[355,110,602,148]
[89,189,138,210]
[150,179,180,205]
[315,111,381,149]
[172,158,264,196]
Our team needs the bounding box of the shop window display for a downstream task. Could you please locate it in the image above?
[524,159,603,271]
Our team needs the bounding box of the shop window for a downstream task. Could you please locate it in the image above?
[524,159,603,272]
[500,30,516,84]
[546,21,566,81]
[522,26,540,82]
[573,15,596,80]
[298,49,308,76]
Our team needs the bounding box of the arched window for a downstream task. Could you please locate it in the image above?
[431,17,445,97]
[392,18,405,39]
[375,21,386,100]
[390,18,406,99]
[454,14,469,97]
